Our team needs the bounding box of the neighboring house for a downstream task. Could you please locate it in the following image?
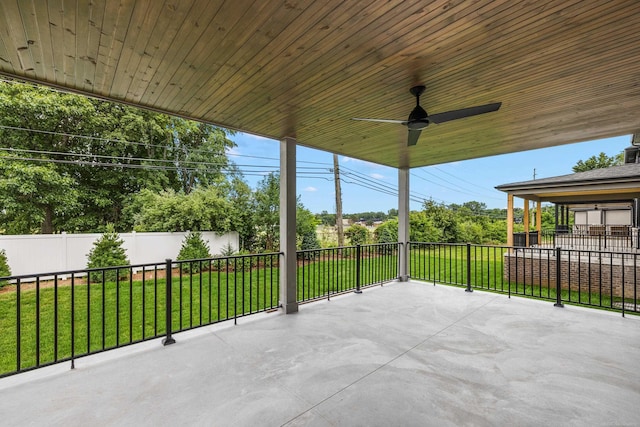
[495,145,640,300]
[496,145,640,251]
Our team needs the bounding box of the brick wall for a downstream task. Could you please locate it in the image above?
[503,251,639,298]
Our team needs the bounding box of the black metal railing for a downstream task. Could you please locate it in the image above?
[409,242,639,315]
[540,227,639,252]
[6,239,637,378]
[297,243,400,302]
[0,253,280,378]
[512,231,539,247]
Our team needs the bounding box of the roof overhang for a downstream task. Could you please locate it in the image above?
[0,1,639,168]
[496,163,640,204]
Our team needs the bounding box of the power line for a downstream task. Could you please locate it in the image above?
[430,165,499,194]
[0,123,346,173]
[414,166,504,201]
[411,169,503,201]
[0,120,490,206]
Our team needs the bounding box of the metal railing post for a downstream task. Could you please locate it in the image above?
[622,256,626,318]
[465,243,473,292]
[71,274,75,369]
[163,259,176,345]
[355,244,362,294]
[554,247,564,307]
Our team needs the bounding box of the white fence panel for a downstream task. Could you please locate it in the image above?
[0,231,238,277]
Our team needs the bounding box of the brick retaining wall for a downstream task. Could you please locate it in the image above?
[503,251,639,299]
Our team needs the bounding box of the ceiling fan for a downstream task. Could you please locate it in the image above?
[353,86,502,146]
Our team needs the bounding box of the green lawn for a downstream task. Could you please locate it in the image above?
[0,253,398,377]
[3,246,635,377]
[0,268,280,376]
[409,244,637,311]
[297,253,398,301]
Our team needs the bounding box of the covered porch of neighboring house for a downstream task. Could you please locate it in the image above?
[495,143,640,304]
[496,142,640,254]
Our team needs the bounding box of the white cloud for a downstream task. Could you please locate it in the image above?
[304,186,318,192]
[370,173,385,180]
[241,132,273,142]
[341,156,379,169]
[225,146,241,156]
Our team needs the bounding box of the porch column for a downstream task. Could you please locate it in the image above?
[524,198,530,246]
[398,167,410,281]
[279,137,298,314]
[536,201,542,242]
[507,194,514,247]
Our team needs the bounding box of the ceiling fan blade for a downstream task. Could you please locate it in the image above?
[408,129,422,146]
[352,117,406,124]
[428,102,502,124]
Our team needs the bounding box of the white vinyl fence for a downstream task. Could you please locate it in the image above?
[0,231,239,277]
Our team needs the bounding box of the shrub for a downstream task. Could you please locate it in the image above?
[177,231,211,273]
[345,224,369,245]
[374,221,398,244]
[236,250,258,272]
[219,242,236,257]
[0,249,11,287]
[86,224,130,282]
[299,230,321,259]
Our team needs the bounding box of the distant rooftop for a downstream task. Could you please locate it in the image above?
[495,162,640,204]
[496,162,640,191]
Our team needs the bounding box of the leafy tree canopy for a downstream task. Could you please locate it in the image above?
[0,80,235,233]
[572,152,623,173]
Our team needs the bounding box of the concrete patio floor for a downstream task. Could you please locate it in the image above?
[1,281,639,426]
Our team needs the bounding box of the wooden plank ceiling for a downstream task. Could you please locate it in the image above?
[0,0,639,168]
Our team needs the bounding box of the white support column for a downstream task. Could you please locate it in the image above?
[279,137,298,314]
[398,167,410,281]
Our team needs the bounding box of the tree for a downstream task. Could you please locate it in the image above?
[223,171,256,251]
[252,172,318,252]
[572,152,623,172]
[299,214,321,259]
[296,204,320,250]
[165,119,235,194]
[316,210,336,226]
[374,220,397,244]
[125,187,233,233]
[423,199,460,242]
[254,172,280,251]
[0,159,80,233]
[458,221,485,244]
[0,80,236,233]
[407,211,438,242]
[374,212,439,243]
[86,224,130,282]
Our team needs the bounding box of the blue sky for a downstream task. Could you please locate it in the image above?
[227,133,633,214]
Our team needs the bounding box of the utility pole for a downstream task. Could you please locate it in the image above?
[333,153,344,246]
[533,168,537,180]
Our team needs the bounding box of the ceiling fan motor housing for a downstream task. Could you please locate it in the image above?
[408,105,429,130]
